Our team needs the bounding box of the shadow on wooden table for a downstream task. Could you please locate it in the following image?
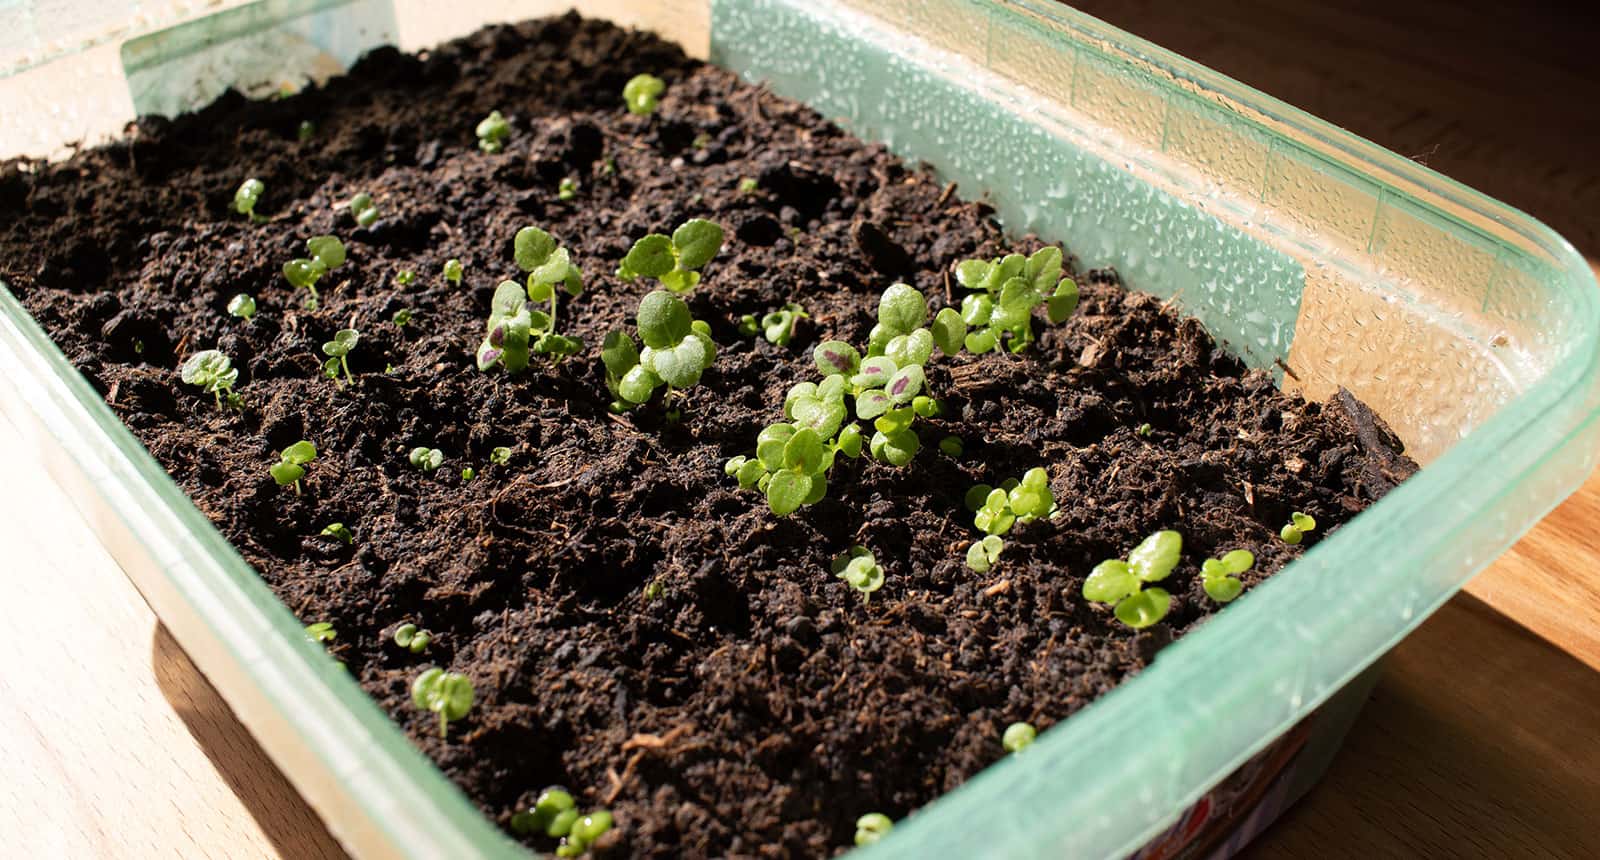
[1246,592,1600,858]
[151,623,352,860]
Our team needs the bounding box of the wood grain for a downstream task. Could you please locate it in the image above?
[3,2,1600,859]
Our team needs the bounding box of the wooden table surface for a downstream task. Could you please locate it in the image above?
[5,1,1600,858]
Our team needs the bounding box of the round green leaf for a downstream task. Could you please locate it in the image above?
[872,429,919,467]
[814,341,861,377]
[283,440,317,464]
[601,330,639,376]
[783,427,826,473]
[885,364,925,405]
[514,226,556,271]
[931,307,966,356]
[1280,524,1303,545]
[529,246,571,287]
[1114,588,1172,629]
[1220,549,1255,574]
[964,484,993,512]
[961,293,993,327]
[851,356,897,390]
[1083,559,1136,603]
[618,364,660,403]
[954,259,991,290]
[1025,246,1063,291]
[491,280,527,317]
[886,328,934,368]
[1129,530,1182,582]
[306,235,345,268]
[1291,512,1317,532]
[757,424,796,471]
[964,328,998,354]
[636,290,692,348]
[1204,576,1243,603]
[735,458,765,489]
[791,395,846,440]
[660,269,699,293]
[766,471,811,516]
[784,382,818,419]
[877,283,927,335]
[269,461,304,486]
[283,259,318,289]
[831,545,873,575]
[836,424,863,458]
[873,406,914,436]
[855,389,891,420]
[646,336,709,388]
[623,234,675,280]
[411,668,443,709]
[993,277,1041,329]
[1047,280,1080,324]
[672,219,724,270]
[816,374,847,401]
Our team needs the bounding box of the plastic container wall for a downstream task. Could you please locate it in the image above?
[2,0,1597,858]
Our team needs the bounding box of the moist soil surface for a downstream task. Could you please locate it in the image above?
[0,14,1416,858]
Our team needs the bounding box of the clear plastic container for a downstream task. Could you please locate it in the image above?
[2,0,1595,857]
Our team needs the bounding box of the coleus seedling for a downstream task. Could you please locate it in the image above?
[965,535,1004,573]
[232,178,265,222]
[393,622,433,653]
[179,349,240,409]
[1280,511,1317,545]
[855,813,893,847]
[1083,530,1182,629]
[270,440,317,494]
[967,468,1055,536]
[511,788,615,857]
[622,73,665,116]
[476,110,511,153]
[347,192,379,228]
[227,294,256,322]
[600,291,717,410]
[1002,721,1037,753]
[321,328,359,384]
[282,235,346,310]
[411,667,474,738]
[409,447,445,472]
[831,546,885,604]
[757,302,808,346]
[1201,549,1255,603]
[615,218,725,293]
[443,258,464,285]
[953,245,1078,354]
[558,177,578,201]
[304,622,336,643]
[477,226,587,372]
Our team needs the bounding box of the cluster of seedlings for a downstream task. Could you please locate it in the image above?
[171,70,1326,853]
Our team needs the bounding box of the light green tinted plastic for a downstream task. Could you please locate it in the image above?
[1,1,1598,859]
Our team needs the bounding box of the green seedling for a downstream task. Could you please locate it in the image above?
[939,435,964,458]
[490,446,513,466]
[1201,549,1255,603]
[738,176,759,194]
[615,218,725,293]
[411,668,474,738]
[478,227,587,372]
[622,73,665,116]
[320,523,353,544]
[600,291,717,410]
[396,269,416,287]
[304,622,336,643]
[759,302,808,346]
[443,258,463,285]
[347,192,379,228]
[738,314,759,337]
[477,110,511,153]
[969,468,1054,536]
[1280,511,1317,545]
[954,245,1078,354]
[831,546,885,604]
[282,234,346,310]
[558,177,578,201]
[557,810,615,857]
[1136,422,1153,438]
[227,294,256,322]
[866,282,932,361]
[179,349,239,409]
[1083,530,1182,629]
[409,447,444,472]
[321,328,359,384]
[1002,721,1037,753]
[461,467,476,481]
[392,308,413,328]
[393,622,433,653]
[233,178,266,222]
[511,788,615,856]
[965,535,1004,573]
[297,120,315,142]
[855,813,894,847]
[270,441,317,494]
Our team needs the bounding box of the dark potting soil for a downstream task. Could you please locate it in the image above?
[0,14,1417,858]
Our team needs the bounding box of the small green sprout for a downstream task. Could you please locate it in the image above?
[320,328,359,384]
[461,467,476,481]
[855,813,894,847]
[601,291,717,410]
[738,176,759,193]
[476,110,511,153]
[304,622,336,643]
[320,522,353,544]
[297,120,315,142]
[557,810,615,857]
[622,73,665,116]
[490,446,513,466]
[558,177,578,201]
[1084,530,1182,629]
[1201,549,1254,603]
[393,622,433,653]
[1280,511,1317,545]
[969,468,1054,536]
[512,788,577,837]
[411,668,474,738]
[738,314,759,337]
[270,441,317,494]
[965,535,1004,572]
[443,258,463,285]
[392,308,413,328]
[615,218,725,292]
[478,227,587,373]
[831,546,885,604]
[227,294,256,322]
[1002,721,1037,753]
[643,579,664,600]
[282,235,346,310]
[953,245,1078,354]
[179,349,239,409]
[939,435,964,458]
[600,156,616,176]
[395,269,416,287]
[347,192,379,228]
[233,178,266,222]
[1136,422,1153,437]
[758,302,808,346]
[409,447,444,472]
